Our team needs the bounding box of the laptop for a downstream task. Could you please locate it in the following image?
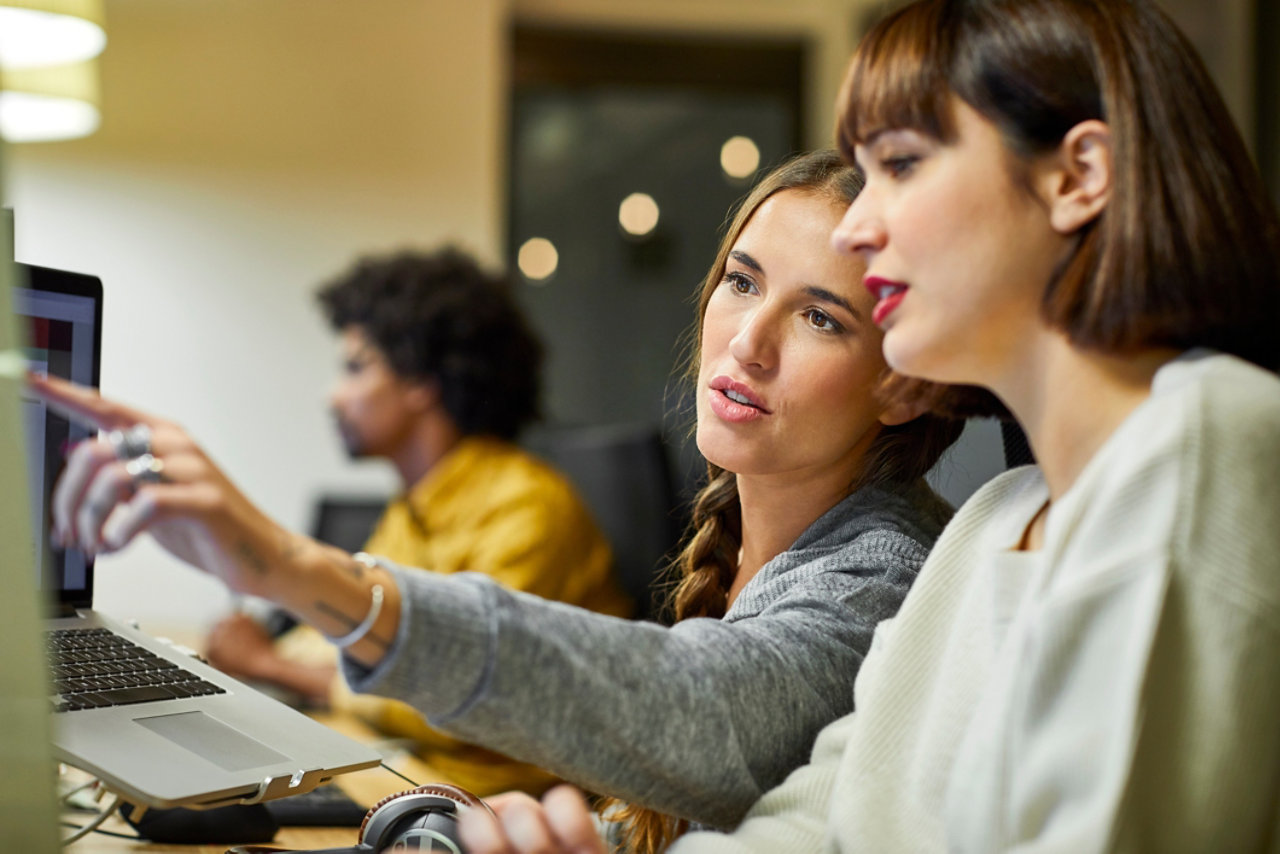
[16,262,381,810]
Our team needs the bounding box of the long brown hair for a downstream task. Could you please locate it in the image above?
[604,150,962,854]
[838,0,1280,382]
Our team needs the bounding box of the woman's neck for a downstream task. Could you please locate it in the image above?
[727,469,856,606]
[999,333,1180,503]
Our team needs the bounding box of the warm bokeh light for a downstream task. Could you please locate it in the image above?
[720,135,760,179]
[517,237,559,282]
[618,192,660,237]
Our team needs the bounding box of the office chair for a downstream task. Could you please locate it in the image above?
[1000,421,1036,468]
[526,423,683,621]
[310,495,390,555]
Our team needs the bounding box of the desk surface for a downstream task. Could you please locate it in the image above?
[64,713,440,853]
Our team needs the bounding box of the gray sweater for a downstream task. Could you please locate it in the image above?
[342,478,952,829]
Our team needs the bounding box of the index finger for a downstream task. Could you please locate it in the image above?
[27,372,152,433]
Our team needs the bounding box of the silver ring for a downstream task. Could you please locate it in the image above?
[109,424,153,460]
[125,453,167,485]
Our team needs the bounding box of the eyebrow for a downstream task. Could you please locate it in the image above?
[728,249,764,274]
[729,251,861,320]
[804,286,862,321]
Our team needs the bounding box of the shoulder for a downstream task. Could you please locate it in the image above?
[1162,354,1280,608]
[1057,352,1280,614]
[737,485,963,616]
[1088,351,1280,497]
[1156,352,1280,451]
[454,438,586,510]
[793,478,956,558]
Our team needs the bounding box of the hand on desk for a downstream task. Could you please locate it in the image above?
[460,786,605,854]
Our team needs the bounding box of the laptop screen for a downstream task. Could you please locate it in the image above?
[13,263,102,613]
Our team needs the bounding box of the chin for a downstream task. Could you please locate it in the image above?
[882,332,948,385]
[694,429,739,475]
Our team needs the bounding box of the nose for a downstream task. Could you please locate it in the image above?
[728,303,778,372]
[328,378,348,412]
[830,193,885,261]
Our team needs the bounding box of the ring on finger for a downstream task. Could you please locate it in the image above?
[125,453,167,485]
[109,424,153,460]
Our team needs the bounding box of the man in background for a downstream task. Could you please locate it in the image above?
[205,247,632,797]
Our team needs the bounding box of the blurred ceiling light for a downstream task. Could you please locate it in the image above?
[0,1,106,69]
[518,237,559,283]
[0,0,105,142]
[618,192,660,238]
[720,135,760,180]
[0,61,100,141]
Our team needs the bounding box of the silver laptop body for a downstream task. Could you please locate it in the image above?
[18,263,380,809]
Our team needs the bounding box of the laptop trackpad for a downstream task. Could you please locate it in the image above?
[135,711,289,771]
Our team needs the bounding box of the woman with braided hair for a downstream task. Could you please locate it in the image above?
[35,149,962,846]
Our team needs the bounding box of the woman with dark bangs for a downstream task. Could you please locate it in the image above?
[457,0,1280,851]
[32,151,963,848]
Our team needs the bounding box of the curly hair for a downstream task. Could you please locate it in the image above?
[316,248,544,440]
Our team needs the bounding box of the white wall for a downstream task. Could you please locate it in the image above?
[6,0,508,633]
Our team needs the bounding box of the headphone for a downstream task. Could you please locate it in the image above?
[227,783,491,854]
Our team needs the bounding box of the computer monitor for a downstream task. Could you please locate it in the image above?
[12,263,101,613]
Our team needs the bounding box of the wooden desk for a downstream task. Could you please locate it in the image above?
[63,713,440,853]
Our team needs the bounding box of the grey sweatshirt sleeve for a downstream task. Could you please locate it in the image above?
[340,527,932,829]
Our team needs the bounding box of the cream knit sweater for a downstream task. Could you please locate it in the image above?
[676,351,1280,853]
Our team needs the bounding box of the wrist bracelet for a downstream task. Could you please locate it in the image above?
[325,553,384,650]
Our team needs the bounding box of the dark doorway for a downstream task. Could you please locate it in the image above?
[508,25,806,501]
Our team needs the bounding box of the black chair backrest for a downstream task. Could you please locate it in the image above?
[526,424,683,621]
[310,495,389,555]
[1000,421,1036,469]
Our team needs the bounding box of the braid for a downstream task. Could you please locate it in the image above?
[670,466,741,621]
[598,465,741,853]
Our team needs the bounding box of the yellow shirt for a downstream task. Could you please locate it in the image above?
[328,436,632,796]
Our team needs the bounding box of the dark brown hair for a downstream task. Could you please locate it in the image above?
[838,0,1280,379]
[606,150,962,854]
[316,247,544,439]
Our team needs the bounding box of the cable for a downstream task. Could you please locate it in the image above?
[59,777,99,805]
[380,761,419,788]
[59,822,139,841]
[61,792,122,845]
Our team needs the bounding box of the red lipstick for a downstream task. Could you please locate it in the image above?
[864,276,908,327]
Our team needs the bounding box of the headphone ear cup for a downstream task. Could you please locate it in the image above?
[360,784,490,852]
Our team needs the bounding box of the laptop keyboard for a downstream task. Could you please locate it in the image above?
[47,627,226,713]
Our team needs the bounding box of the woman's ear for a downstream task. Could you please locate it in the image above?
[1039,119,1112,235]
